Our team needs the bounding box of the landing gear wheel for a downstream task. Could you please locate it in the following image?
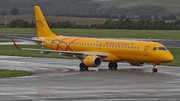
[108,62,118,70]
[152,63,159,73]
[79,63,89,71]
[79,63,84,71]
[108,62,113,69]
[84,66,89,71]
[152,68,158,73]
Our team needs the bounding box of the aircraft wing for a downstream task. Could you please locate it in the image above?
[11,38,109,58]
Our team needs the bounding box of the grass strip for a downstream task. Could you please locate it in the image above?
[0,40,11,42]
[0,69,31,78]
[164,48,180,66]
[1,28,180,40]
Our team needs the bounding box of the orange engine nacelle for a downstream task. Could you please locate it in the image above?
[128,61,145,66]
[83,56,102,67]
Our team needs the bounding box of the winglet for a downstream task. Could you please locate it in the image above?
[11,38,21,50]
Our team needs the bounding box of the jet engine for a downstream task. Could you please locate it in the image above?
[128,61,145,66]
[83,56,102,67]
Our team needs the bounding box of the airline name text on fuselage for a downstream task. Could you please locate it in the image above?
[105,41,135,46]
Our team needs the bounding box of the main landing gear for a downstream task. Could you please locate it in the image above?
[108,62,118,70]
[79,62,118,71]
[79,63,89,71]
[152,63,159,73]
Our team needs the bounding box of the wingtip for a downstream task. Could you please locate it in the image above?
[11,38,21,50]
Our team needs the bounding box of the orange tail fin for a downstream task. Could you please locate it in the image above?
[34,6,57,38]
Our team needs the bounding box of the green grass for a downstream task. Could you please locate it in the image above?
[52,29,180,40]
[0,45,179,66]
[1,28,180,40]
[0,69,31,78]
[0,40,11,42]
[0,28,36,34]
[164,48,180,66]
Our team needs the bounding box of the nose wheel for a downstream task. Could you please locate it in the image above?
[152,67,158,73]
[152,63,159,73]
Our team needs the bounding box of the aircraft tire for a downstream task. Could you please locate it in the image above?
[152,68,158,73]
[113,62,118,69]
[79,63,88,71]
[108,62,118,70]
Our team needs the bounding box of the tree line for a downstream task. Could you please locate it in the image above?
[101,19,180,30]
[9,18,180,30]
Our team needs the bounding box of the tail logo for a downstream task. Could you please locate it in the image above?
[36,20,44,27]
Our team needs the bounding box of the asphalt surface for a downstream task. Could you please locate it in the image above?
[0,56,180,101]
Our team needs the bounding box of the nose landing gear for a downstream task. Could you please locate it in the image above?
[152,63,159,73]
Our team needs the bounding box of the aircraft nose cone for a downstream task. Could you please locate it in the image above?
[164,54,174,62]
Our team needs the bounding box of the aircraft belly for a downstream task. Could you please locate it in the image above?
[102,53,121,62]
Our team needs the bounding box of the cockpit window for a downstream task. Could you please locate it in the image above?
[153,47,167,51]
[158,47,167,50]
[153,47,157,50]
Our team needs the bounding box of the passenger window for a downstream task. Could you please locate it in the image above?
[153,47,157,50]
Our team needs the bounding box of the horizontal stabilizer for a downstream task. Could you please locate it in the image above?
[8,35,43,43]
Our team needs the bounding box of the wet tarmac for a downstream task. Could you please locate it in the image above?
[0,56,180,101]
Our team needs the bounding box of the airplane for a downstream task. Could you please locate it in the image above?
[11,6,174,73]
